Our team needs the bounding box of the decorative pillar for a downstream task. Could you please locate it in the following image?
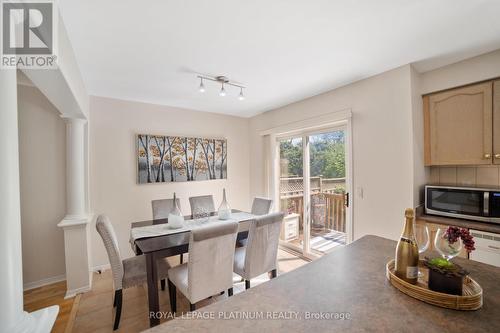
[57,117,92,298]
[62,117,87,219]
[1,70,58,332]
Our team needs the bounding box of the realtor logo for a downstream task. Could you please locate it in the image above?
[1,0,57,69]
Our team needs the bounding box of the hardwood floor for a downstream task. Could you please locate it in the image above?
[23,248,310,333]
[23,280,76,333]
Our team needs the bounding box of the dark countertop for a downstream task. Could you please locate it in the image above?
[145,235,500,333]
[416,207,500,234]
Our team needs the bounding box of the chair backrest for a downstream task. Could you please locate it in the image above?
[244,212,284,279]
[189,195,215,216]
[187,220,238,303]
[151,198,181,220]
[96,215,124,290]
[251,197,273,215]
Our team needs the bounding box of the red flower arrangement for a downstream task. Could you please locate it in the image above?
[444,226,476,253]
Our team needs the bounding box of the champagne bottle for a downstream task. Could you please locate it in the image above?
[395,208,419,284]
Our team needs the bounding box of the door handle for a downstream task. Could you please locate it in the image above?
[495,154,500,159]
[345,193,349,208]
[484,153,491,159]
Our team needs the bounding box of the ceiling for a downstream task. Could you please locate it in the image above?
[59,0,500,117]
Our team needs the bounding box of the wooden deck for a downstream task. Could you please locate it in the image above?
[287,229,346,254]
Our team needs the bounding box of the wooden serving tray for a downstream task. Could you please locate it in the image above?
[386,259,482,310]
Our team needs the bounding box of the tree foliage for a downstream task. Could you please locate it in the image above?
[280,132,345,179]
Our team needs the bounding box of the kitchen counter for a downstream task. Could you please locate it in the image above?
[145,235,500,333]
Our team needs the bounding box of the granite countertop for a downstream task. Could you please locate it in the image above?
[415,206,500,234]
[145,235,500,333]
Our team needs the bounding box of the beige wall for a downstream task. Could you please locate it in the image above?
[89,96,251,268]
[249,65,415,241]
[410,66,429,207]
[421,49,500,94]
[18,85,67,288]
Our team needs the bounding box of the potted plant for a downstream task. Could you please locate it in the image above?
[424,226,475,295]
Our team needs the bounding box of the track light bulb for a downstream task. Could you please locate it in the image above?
[238,88,245,100]
[219,83,226,97]
[198,78,205,93]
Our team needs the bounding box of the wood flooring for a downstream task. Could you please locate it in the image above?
[23,248,310,333]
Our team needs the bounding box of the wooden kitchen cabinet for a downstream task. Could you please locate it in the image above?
[494,80,500,164]
[424,82,493,166]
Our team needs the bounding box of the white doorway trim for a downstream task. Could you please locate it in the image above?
[261,109,354,252]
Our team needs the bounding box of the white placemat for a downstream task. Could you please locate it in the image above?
[130,211,256,244]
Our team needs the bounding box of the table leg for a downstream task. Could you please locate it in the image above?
[146,253,160,327]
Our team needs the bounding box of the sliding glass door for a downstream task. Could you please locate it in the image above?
[278,127,349,256]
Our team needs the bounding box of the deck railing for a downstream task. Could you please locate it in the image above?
[280,176,346,233]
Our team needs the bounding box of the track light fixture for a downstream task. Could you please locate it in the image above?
[197,75,245,100]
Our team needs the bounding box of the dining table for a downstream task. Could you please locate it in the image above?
[130,209,256,327]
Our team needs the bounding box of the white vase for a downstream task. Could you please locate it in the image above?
[168,192,184,229]
[218,188,231,220]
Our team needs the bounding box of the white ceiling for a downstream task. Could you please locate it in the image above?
[59,0,500,117]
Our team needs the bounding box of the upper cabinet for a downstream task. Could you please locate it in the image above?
[494,80,500,165]
[424,82,493,166]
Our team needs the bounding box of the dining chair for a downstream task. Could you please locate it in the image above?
[233,212,284,289]
[151,198,185,264]
[151,198,181,220]
[96,215,171,330]
[167,220,239,312]
[251,197,273,215]
[189,195,215,216]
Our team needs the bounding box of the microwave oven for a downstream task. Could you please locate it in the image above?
[425,185,500,224]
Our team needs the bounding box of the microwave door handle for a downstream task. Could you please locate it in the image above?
[484,192,489,215]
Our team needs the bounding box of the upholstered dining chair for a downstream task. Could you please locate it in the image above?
[167,220,239,312]
[151,198,181,220]
[233,212,284,289]
[96,215,171,330]
[251,197,273,215]
[189,195,215,216]
[151,198,185,264]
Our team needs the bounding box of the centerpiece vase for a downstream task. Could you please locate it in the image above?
[218,188,231,220]
[168,192,184,229]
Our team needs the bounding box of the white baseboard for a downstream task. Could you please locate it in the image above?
[23,274,66,291]
[65,285,91,299]
[91,263,110,273]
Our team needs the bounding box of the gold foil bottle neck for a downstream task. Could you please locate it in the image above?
[405,208,414,219]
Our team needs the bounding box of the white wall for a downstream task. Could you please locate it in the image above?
[22,12,89,118]
[17,84,67,288]
[250,65,415,241]
[89,96,251,267]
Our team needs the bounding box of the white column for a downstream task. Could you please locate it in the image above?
[1,70,58,332]
[57,116,92,298]
[62,117,87,219]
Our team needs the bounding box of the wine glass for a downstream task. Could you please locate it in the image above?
[435,228,463,261]
[414,224,430,277]
[414,224,430,254]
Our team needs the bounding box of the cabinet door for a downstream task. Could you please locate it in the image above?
[424,82,493,166]
[494,80,500,164]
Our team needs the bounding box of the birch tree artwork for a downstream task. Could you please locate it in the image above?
[137,134,227,183]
